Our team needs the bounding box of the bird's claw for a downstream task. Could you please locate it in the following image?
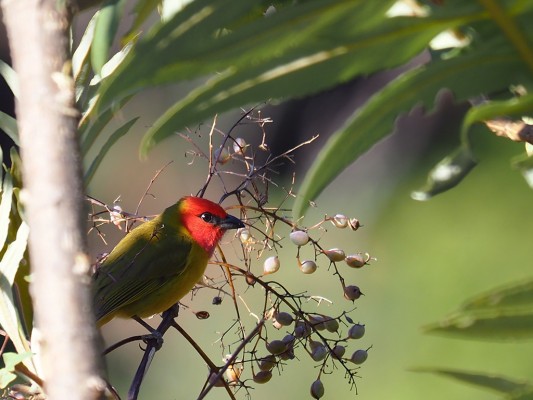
[141,331,164,349]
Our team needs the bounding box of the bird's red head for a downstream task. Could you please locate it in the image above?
[179,196,244,255]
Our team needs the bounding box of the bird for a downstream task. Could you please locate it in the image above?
[92,196,244,326]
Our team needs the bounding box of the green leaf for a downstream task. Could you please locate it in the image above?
[513,148,533,188]
[413,367,532,395]
[122,0,161,44]
[91,0,127,75]
[0,59,19,98]
[0,352,33,389]
[411,144,477,201]
[2,352,33,371]
[0,222,33,372]
[73,12,99,103]
[0,111,19,146]
[84,117,139,185]
[0,170,13,249]
[424,308,533,340]
[293,42,533,216]
[0,369,17,389]
[509,388,533,400]
[461,278,533,312]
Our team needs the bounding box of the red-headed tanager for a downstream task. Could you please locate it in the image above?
[92,196,244,326]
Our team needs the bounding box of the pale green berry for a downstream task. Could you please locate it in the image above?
[263,256,280,275]
[299,260,317,274]
[289,230,309,246]
[310,379,325,399]
[325,248,345,262]
[350,349,368,364]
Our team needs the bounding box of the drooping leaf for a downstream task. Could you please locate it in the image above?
[73,12,99,103]
[0,111,19,146]
[411,144,477,201]
[0,222,33,372]
[122,0,161,44]
[413,367,532,395]
[84,117,139,184]
[0,59,19,98]
[461,278,533,312]
[424,308,533,340]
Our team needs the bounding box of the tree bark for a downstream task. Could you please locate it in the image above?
[1,0,105,398]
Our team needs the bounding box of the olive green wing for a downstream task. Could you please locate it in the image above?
[93,220,193,322]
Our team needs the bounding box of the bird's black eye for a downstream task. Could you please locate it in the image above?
[200,212,214,223]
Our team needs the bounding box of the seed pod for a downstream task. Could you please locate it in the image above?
[311,345,328,362]
[308,315,326,331]
[324,317,339,333]
[279,348,295,361]
[274,311,294,326]
[331,214,348,228]
[238,228,252,244]
[344,285,362,301]
[325,248,345,262]
[331,345,346,359]
[347,324,365,339]
[263,256,280,275]
[266,340,287,355]
[215,147,231,164]
[294,320,311,338]
[350,349,368,364]
[245,272,256,286]
[289,230,309,246]
[225,362,242,384]
[299,260,317,274]
[282,334,295,345]
[253,370,272,384]
[310,379,325,399]
[233,137,247,155]
[258,355,277,371]
[349,218,361,231]
[345,254,366,268]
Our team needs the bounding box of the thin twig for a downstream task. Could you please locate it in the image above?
[197,319,265,400]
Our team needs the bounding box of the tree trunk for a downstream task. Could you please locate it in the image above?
[1,0,105,398]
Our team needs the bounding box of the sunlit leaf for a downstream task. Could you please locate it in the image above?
[91,0,127,75]
[0,111,19,146]
[0,59,19,98]
[0,222,33,372]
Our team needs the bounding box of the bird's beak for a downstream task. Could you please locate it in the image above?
[219,214,245,230]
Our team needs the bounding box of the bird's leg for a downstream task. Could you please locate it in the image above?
[132,316,164,349]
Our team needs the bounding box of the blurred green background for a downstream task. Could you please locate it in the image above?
[87,86,533,399]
